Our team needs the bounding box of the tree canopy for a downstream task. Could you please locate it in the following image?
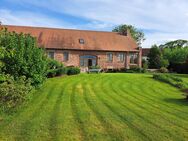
[112,24,145,46]
[159,40,188,64]
[147,45,169,69]
[148,40,188,73]
[159,39,188,49]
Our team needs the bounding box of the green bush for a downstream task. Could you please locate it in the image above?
[47,59,63,69]
[159,67,169,73]
[47,69,57,78]
[47,59,66,78]
[56,68,67,76]
[175,82,186,89]
[142,59,148,69]
[0,74,6,83]
[0,76,32,111]
[0,28,48,86]
[47,68,67,78]
[126,66,146,73]
[67,67,80,75]
[153,74,185,89]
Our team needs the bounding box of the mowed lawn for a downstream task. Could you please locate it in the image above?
[0,74,188,141]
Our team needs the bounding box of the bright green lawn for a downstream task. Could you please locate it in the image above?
[0,73,188,141]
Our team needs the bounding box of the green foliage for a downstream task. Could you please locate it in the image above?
[163,47,188,64]
[47,68,67,78]
[160,58,169,68]
[156,40,188,73]
[56,68,67,76]
[159,39,188,49]
[0,47,5,72]
[47,58,63,69]
[0,75,32,111]
[147,45,162,69]
[0,28,48,86]
[142,59,148,69]
[153,74,186,89]
[159,67,169,73]
[126,66,146,73]
[0,74,6,83]
[47,59,66,78]
[67,67,80,75]
[147,45,169,69]
[112,24,145,46]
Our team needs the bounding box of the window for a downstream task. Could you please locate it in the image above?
[63,52,69,61]
[80,59,84,67]
[48,51,55,59]
[130,53,138,64]
[117,53,125,62]
[79,39,85,44]
[107,53,113,62]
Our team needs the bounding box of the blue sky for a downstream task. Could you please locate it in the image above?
[0,0,188,48]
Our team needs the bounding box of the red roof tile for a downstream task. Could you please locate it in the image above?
[1,25,138,52]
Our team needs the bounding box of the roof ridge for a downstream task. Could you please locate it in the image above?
[2,24,118,34]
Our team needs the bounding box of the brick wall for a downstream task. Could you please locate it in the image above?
[47,49,141,69]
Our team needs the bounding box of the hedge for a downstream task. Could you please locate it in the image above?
[153,74,186,89]
[67,67,80,75]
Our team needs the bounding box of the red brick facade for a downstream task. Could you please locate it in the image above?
[47,49,141,71]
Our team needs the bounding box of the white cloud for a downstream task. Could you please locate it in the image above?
[143,32,188,48]
[3,0,188,47]
[0,9,76,29]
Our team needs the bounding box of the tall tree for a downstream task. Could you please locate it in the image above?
[147,45,169,69]
[112,24,145,46]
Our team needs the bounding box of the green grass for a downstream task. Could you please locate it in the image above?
[0,73,188,141]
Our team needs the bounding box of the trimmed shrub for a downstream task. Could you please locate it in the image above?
[159,67,169,73]
[126,66,146,73]
[67,67,80,75]
[56,68,67,76]
[47,69,57,78]
[153,74,185,89]
[175,82,186,89]
[47,68,67,78]
[47,59,66,78]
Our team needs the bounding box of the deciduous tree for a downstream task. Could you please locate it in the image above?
[112,24,145,46]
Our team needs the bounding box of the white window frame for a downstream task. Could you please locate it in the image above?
[117,53,125,62]
[130,53,138,64]
[107,52,113,62]
[63,52,69,61]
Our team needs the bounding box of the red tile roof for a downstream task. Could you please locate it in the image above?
[1,25,139,52]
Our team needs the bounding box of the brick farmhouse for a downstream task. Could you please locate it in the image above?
[1,25,142,71]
